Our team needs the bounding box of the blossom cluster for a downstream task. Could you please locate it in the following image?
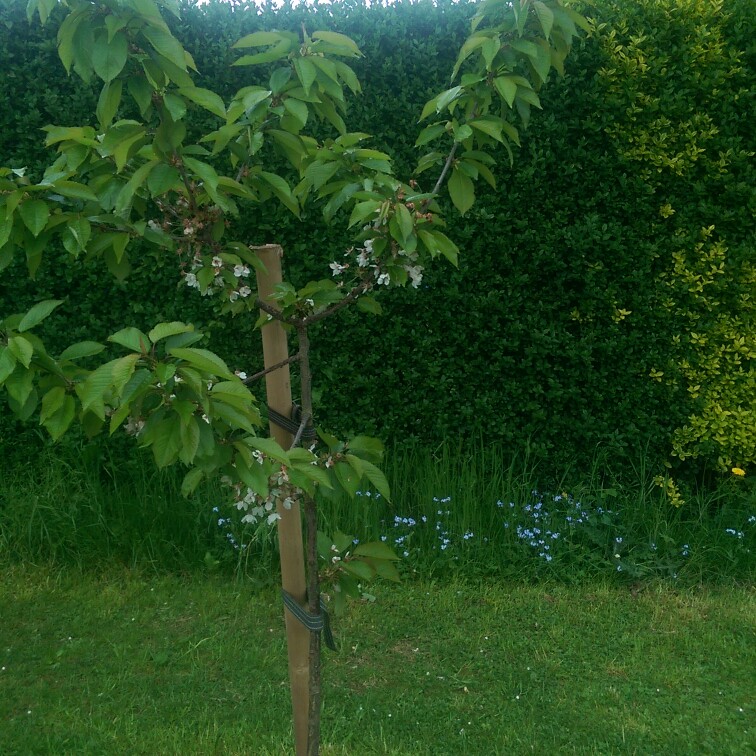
[330,238,424,290]
[182,253,253,301]
[220,459,297,527]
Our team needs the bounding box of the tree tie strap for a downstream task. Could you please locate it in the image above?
[265,403,318,442]
[282,590,337,651]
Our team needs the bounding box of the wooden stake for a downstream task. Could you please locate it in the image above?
[253,244,309,756]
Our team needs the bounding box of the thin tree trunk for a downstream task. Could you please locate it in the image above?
[297,324,323,756]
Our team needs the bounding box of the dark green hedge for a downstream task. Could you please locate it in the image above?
[0,0,753,477]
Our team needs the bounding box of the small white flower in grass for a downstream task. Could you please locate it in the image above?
[233,264,250,278]
[183,226,194,236]
[238,286,252,298]
[267,512,281,525]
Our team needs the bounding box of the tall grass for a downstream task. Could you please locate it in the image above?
[1,438,753,583]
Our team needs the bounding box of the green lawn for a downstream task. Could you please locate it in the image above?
[1,567,753,754]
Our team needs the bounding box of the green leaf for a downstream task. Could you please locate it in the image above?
[232,31,287,48]
[493,76,518,108]
[18,299,64,332]
[347,435,384,462]
[235,452,269,497]
[415,123,447,148]
[394,203,414,244]
[58,341,105,362]
[312,31,361,57]
[435,86,463,113]
[334,461,360,498]
[39,385,66,424]
[178,87,226,119]
[142,26,188,73]
[169,348,234,379]
[358,459,391,501]
[353,541,401,560]
[0,347,16,383]
[147,164,180,196]
[470,117,504,143]
[108,327,151,354]
[356,296,382,315]
[293,58,317,96]
[7,335,34,368]
[0,216,13,250]
[5,366,34,407]
[341,560,375,581]
[19,200,49,238]
[348,200,380,228]
[96,79,123,130]
[246,436,290,465]
[283,97,308,130]
[259,171,300,217]
[181,468,204,498]
[111,353,139,396]
[92,30,128,82]
[52,181,98,202]
[162,92,186,121]
[534,0,554,37]
[448,167,475,215]
[148,322,193,343]
[41,392,75,441]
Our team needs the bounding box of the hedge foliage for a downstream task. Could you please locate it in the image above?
[0,0,753,478]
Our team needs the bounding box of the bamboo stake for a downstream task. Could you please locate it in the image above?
[253,244,309,756]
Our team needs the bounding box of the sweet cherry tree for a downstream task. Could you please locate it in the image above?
[0,0,587,752]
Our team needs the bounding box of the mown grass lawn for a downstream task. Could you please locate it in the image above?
[1,567,753,755]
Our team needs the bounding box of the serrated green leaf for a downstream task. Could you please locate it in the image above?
[348,200,380,228]
[96,79,123,129]
[92,30,128,82]
[335,460,360,498]
[148,321,193,343]
[353,541,401,560]
[18,299,64,332]
[232,31,287,49]
[181,467,204,498]
[108,327,151,354]
[341,560,375,581]
[534,1,554,38]
[493,76,518,108]
[448,167,475,215]
[169,347,233,379]
[312,31,361,57]
[58,341,106,362]
[356,296,382,315]
[7,335,33,368]
[146,163,180,196]
[246,436,290,464]
[358,459,391,501]
[178,87,226,119]
[291,58,315,98]
[0,347,17,383]
[18,200,49,238]
[39,385,66,424]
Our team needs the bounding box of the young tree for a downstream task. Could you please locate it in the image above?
[0,0,587,752]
